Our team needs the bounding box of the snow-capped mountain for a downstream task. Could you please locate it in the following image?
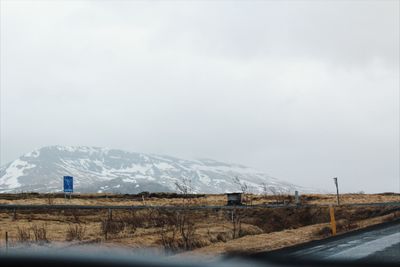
[0,146,305,194]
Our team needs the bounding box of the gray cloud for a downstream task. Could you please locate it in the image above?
[1,0,399,193]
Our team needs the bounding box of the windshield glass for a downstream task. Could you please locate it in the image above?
[0,0,399,265]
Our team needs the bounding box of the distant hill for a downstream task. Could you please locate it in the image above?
[0,146,309,194]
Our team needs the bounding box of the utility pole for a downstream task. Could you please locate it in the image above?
[333,177,340,205]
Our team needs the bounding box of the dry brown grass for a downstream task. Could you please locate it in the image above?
[299,193,400,205]
[176,211,400,260]
[65,223,86,241]
[0,193,398,206]
[0,193,398,254]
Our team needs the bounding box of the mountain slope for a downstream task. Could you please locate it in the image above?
[0,146,304,194]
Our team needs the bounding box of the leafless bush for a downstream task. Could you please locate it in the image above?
[101,218,125,239]
[160,221,179,251]
[71,211,80,223]
[233,176,256,205]
[226,208,245,239]
[31,224,48,243]
[177,211,196,250]
[175,177,192,195]
[156,209,198,252]
[175,177,194,205]
[66,224,86,241]
[144,208,164,228]
[17,224,49,244]
[16,227,31,243]
[216,232,228,242]
[46,194,54,205]
[233,176,248,194]
[121,211,144,231]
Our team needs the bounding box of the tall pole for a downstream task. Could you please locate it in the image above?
[5,231,9,253]
[329,205,337,236]
[333,177,340,205]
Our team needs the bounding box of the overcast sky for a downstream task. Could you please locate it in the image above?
[0,0,399,193]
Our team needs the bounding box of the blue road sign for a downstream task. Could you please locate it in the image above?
[63,176,73,193]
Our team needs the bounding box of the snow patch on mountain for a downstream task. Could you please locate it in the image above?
[1,159,36,189]
[0,146,312,194]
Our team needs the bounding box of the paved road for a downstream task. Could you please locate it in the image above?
[266,220,400,263]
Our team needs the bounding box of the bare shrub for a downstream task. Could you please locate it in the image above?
[175,177,192,196]
[316,226,332,237]
[156,209,181,251]
[101,218,125,239]
[72,211,80,223]
[66,224,86,241]
[226,208,245,239]
[175,177,194,205]
[177,211,196,250]
[156,209,198,252]
[31,224,48,243]
[216,232,228,242]
[233,176,249,204]
[144,208,163,228]
[120,211,144,232]
[233,176,248,194]
[11,209,17,221]
[46,194,54,205]
[16,227,31,243]
[160,222,179,251]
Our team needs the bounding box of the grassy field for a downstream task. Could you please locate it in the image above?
[0,192,398,206]
[0,192,399,257]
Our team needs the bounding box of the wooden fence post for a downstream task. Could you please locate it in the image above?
[5,231,9,253]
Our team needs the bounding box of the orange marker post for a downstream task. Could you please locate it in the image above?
[329,205,337,236]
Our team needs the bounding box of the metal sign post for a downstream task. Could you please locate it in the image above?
[333,177,340,205]
[63,176,73,200]
[295,191,300,206]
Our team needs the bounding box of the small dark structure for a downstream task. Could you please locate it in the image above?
[226,192,242,206]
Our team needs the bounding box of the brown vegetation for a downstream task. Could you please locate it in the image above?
[0,192,398,206]
[66,223,86,241]
[178,211,400,260]
[0,193,398,255]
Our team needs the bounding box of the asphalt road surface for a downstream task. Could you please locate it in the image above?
[267,220,400,263]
